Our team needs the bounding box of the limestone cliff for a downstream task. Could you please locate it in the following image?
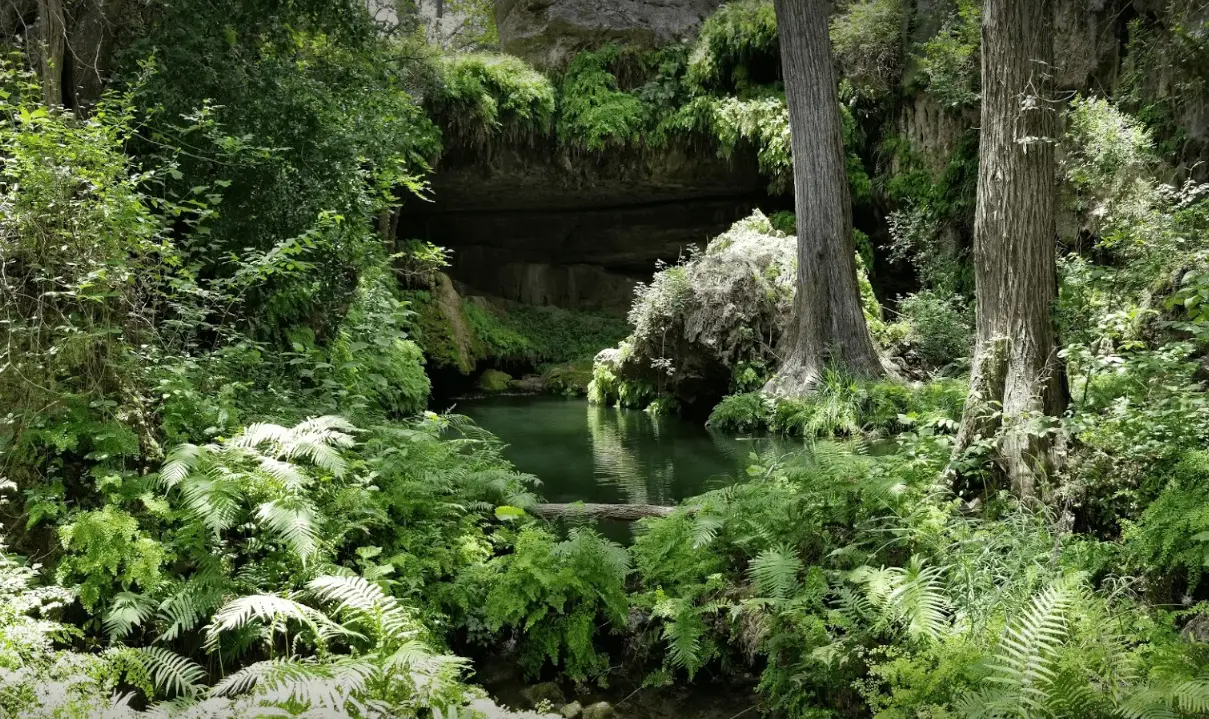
[495,0,726,68]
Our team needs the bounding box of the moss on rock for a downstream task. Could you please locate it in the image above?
[478,369,514,392]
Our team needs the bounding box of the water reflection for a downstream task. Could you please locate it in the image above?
[460,396,796,509]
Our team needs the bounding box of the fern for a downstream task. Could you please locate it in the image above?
[853,557,952,642]
[690,512,724,549]
[749,545,803,600]
[957,575,1084,718]
[157,416,357,565]
[1119,679,1209,719]
[255,498,319,563]
[652,595,716,679]
[105,591,157,640]
[209,656,332,698]
[131,646,207,698]
[204,594,336,651]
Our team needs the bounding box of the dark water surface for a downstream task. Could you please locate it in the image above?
[459,395,794,508]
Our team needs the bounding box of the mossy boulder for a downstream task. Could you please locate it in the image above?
[543,360,595,395]
[590,211,795,409]
[478,369,514,392]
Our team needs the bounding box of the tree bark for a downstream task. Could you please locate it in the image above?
[953,0,1067,497]
[38,0,66,107]
[764,0,883,398]
[69,0,121,111]
[530,503,679,521]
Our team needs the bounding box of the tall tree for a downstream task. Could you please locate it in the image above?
[954,0,1066,496]
[765,0,883,397]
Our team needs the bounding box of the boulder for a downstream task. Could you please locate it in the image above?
[495,0,726,68]
[581,702,615,719]
[520,682,567,709]
[466,697,562,718]
[560,701,583,718]
[510,374,547,393]
[479,369,515,392]
[590,211,797,408]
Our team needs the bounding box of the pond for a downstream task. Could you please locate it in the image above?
[458,395,795,531]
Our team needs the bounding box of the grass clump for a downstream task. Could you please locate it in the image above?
[706,391,774,432]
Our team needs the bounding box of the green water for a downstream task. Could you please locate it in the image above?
[459,396,793,508]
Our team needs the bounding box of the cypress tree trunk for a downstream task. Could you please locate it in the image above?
[954,0,1067,497]
[38,0,66,107]
[765,0,883,398]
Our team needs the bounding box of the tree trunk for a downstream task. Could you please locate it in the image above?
[530,503,679,521]
[38,0,66,107]
[69,0,121,111]
[953,0,1067,497]
[764,0,883,398]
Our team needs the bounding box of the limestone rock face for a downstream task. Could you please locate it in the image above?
[400,143,762,314]
[495,0,726,68]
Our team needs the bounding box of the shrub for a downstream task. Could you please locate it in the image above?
[1063,96,1161,241]
[478,527,631,681]
[830,0,905,101]
[913,0,981,108]
[707,392,774,432]
[771,373,965,437]
[898,289,974,369]
[591,212,795,408]
[1124,450,1209,589]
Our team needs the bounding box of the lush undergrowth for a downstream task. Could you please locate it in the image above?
[4,1,1209,718]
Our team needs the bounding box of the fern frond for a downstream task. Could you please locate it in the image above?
[105,591,157,640]
[960,575,1084,717]
[690,513,724,549]
[209,657,329,698]
[133,646,207,697]
[294,415,359,442]
[308,574,412,643]
[749,545,802,600]
[204,594,329,651]
[255,498,319,563]
[282,438,347,478]
[230,422,294,451]
[157,577,226,642]
[160,443,203,488]
[256,456,310,491]
[853,557,951,642]
[179,467,241,536]
[1119,679,1209,719]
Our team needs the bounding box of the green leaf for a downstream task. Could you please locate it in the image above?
[495,505,526,521]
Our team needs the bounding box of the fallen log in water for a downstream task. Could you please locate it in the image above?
[530,503,679,521]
